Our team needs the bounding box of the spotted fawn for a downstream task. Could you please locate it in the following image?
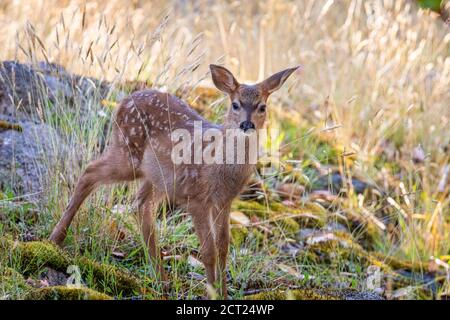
[49,64,300,298]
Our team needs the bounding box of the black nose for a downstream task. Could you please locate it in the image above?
[240,121,255,132]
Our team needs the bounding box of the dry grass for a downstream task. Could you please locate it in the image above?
[0,0,449,299]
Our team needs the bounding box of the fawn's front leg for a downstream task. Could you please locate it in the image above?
[213,205,231,299]
[190,207,217,292]
[135,181,166,281]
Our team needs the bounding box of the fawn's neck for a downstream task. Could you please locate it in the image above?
[213,122,256,194]
[212,162,254,200]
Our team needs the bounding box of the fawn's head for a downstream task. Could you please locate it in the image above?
[210,64,300,132]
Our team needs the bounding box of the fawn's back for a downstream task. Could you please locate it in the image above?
[111,89,248,206]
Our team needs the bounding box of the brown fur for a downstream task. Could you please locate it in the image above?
[49,64,299,298]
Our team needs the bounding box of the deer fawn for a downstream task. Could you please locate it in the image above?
[49,64,299,298]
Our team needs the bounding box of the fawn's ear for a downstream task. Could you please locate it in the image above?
[210,64,239,95]
[259,66,301,95]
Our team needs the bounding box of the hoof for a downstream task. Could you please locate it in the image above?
[48,231,65,246]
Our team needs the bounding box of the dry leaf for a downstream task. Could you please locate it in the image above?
[230,211,251,226]
[188,255,203,268]
[276,183,305,200]
[112,251,126,259]
[277,263,305,279]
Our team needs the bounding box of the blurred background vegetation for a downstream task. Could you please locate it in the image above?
[418,0,442,12]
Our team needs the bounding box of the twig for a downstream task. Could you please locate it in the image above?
[0,120,23,131]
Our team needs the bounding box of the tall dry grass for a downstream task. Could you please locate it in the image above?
[1,0,447,151]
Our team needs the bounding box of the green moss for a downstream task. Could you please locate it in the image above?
[247,286,385,300]
[371,252,428,273]
[19,241,70,272]
[275,217,300,234]
[246,288,340,300]
[232,200,323,233]
[75,256,140,295]
[0,237,141,296]
[233,200,268,218]
[24,286,112,300]
[0,237,71,273]
[251,229,265,243]
[0,267,29,298]
[230,226,248,247]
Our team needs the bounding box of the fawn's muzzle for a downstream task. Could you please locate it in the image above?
[240,121,255,132]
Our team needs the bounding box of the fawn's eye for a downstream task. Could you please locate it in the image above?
[258,104,266,113]
[232,102,240,111]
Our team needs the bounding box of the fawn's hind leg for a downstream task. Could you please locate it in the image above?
[134,180,166,281]
[49,152,138,245]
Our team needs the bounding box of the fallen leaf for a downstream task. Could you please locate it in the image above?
[108,218,127,241]
[188,255,203,268]
[276,183,305,200]
[112,251,126,259]
[257,225,273,234]
[110,204,132,215]
[277,263,306,279]
[162,255,183,261]
[39,279,50,287]
[282,200,296,207]
[230,211,251,226]
[309,190,338,202]
[390,286,413,299]
[305,232,349,247]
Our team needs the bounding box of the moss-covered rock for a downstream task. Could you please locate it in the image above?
[232,200,325,234]
[299,232,394,273]
[74,256,140,294]
[0,237,141,296]
[5,238,71,272]
[24,286,112,300]
[232,200,268,218]
[0,266,29,299]
[230,225,248,247]
[297,231,431,289]
[371,252,429,273]
[246,288,339,300]
[246,287,383,300]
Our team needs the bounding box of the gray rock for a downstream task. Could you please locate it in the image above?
[313,171,374,194]
[296,228,318,241]
[324,221,348,233]
[0,120,69,195]
[0,61,113,195]
[0,60,111,123]
[338,289,384,300]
